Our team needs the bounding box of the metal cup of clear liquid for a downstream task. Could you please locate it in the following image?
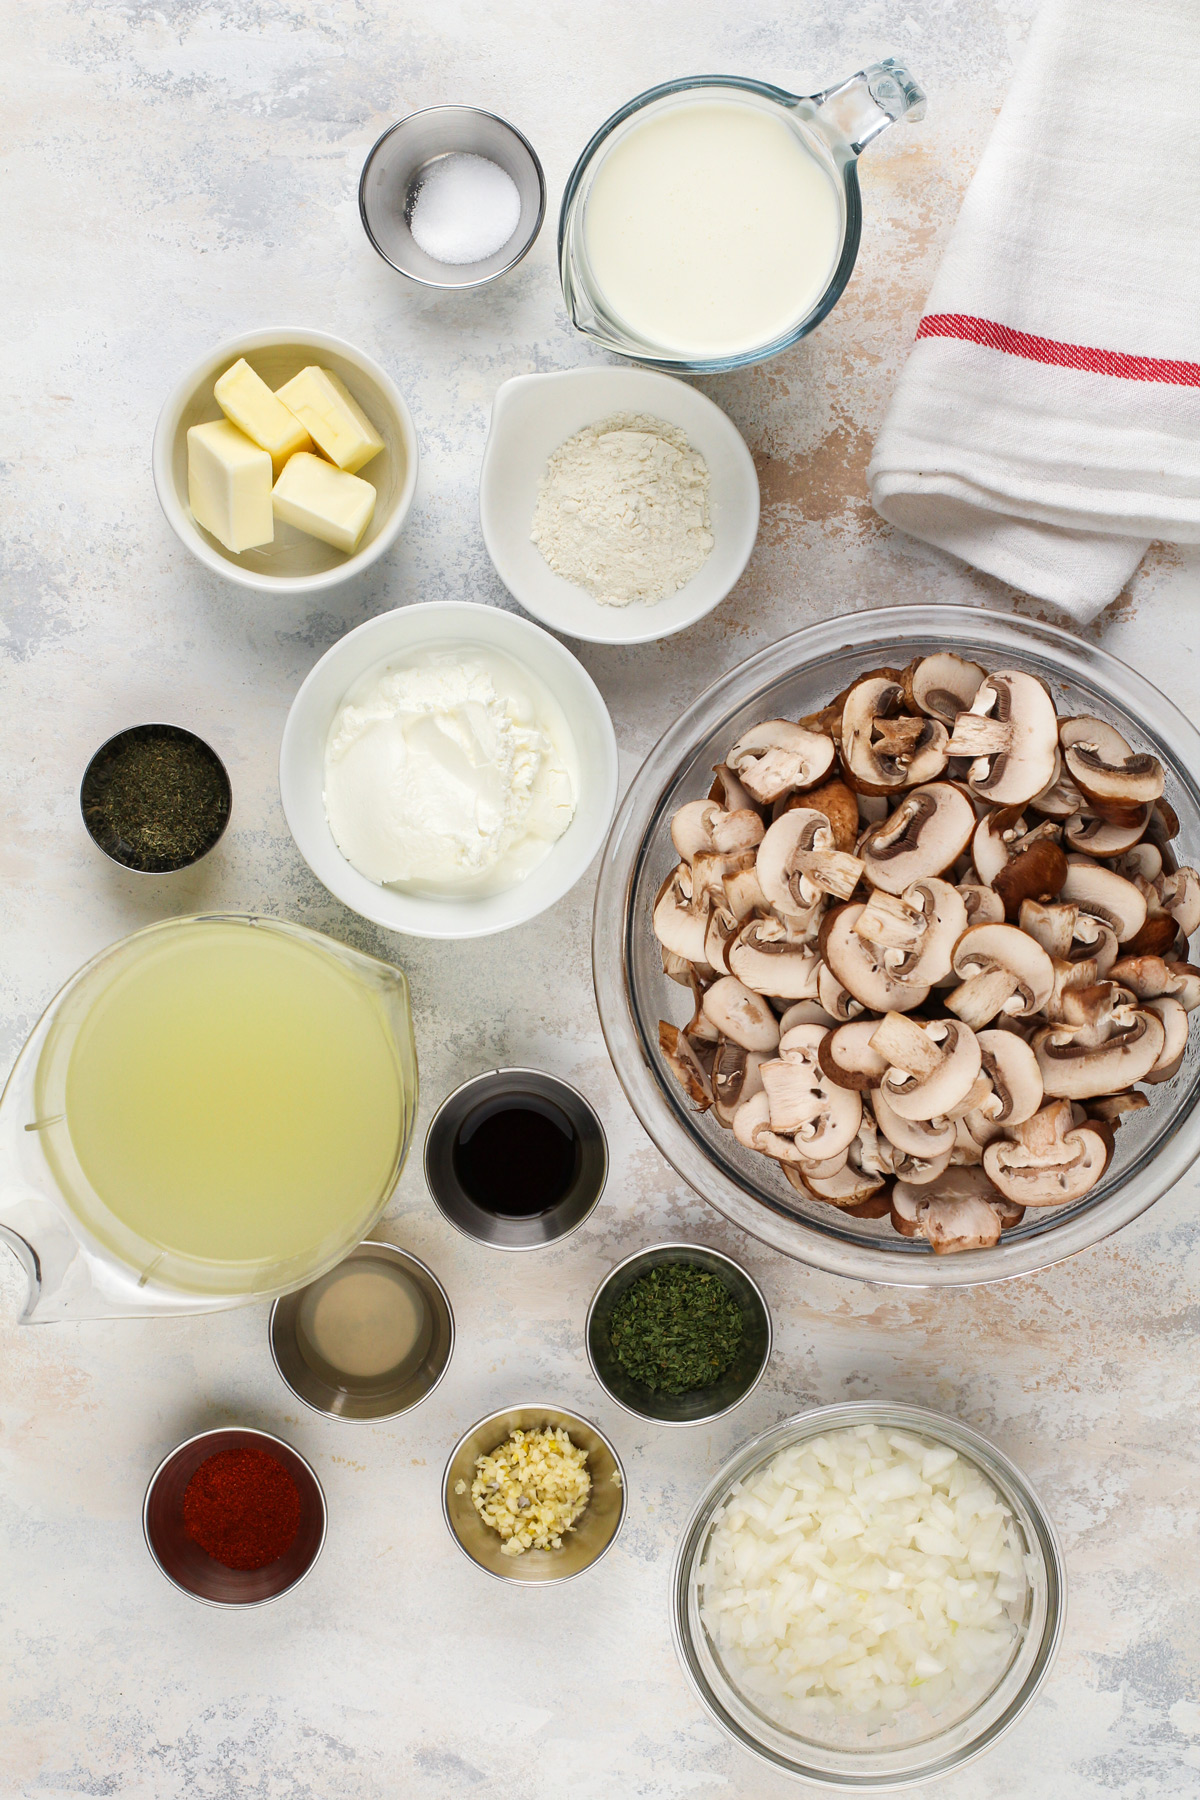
[558,60,925,373]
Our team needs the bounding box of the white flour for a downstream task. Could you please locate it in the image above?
[530,412,713,608]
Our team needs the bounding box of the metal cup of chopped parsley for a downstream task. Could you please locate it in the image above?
[608,1262,744,1395]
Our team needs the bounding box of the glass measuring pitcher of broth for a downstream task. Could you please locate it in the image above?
[558,59,926,372]
[0,915,418,1322]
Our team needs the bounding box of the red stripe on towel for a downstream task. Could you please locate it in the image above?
[916,314,1200,387]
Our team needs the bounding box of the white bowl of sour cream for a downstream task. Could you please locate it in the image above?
[480,368,759,645]
[279,602,618,939]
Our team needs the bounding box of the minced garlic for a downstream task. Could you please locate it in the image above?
[470,1426,592,1556]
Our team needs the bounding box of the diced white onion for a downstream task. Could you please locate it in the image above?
[698,1424,1030,1730]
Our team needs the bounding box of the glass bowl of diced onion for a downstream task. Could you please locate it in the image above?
[671,1402,1064,1788]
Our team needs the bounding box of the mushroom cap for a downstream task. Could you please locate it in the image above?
[786,777,861,852]
[818,1018,890,1091]
[822,902,931,1013]
[950,671,1060,806]
[841,678,949,794]
[992,836,1069,919]
[950,923,1056,1017]
[1059,715,1164,821]
[858,783,976,895]
[1060,858,1148,942]
[871,1013,983,1120]
[1032,1004,1165,1098]
[727,918,822,999]
[701,975,781,1052]
[906,652,987,726]
[778,999,838,1032]
[982,1098,1110,1205]
[727,720,835,805]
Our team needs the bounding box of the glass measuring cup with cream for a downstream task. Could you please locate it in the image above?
[322,642,578,898]
[559,59,925,371]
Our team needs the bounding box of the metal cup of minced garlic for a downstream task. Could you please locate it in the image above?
[441,1405,626,1583]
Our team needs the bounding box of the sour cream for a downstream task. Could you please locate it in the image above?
[324,645,577,894]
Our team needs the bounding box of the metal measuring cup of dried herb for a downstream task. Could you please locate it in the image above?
[585,1242,772,1426]
[80,723,231,872]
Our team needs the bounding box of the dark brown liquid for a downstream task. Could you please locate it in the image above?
[452,1095,580,1218]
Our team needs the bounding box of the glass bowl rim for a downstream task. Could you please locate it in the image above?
[670,1399,1066,1788]
[591,602,1200,1287]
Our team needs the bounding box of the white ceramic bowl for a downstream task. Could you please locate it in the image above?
[153,327,419,595]
[479,368,760,645]
[279,601,619,938]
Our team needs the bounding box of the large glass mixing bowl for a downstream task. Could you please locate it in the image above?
[592,606,1200,1286]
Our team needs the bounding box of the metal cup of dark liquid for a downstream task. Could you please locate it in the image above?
[424,1069,607,1250]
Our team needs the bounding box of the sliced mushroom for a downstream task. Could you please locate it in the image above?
[858,783,976,894]
[983,1099,1111,1205]
[722,864,770,923]
[841,678,949,795]
[971,1029,1044,1129]
[1110,954,1200,1010]
[1159,866,1200,937]
[947,923,1055,1028]
[853,878,968,986]
[760,1026,863,1159]
[1063,807,1152,859]
[670,799,721,862]
[946,671,1059,806]
[906,653,986,726]
[703,905,739,973]
[732,1089,809,1163]
[727,721,835,805]
[1032,987,1165,1097]
[891,1167,1008,1253]
[1087,1090,1151,1126]
[870,1012,982,1120]
[726,919,822,999]
[653,863,709,962]
[816,958,866,1022]
[658,1021,715,1110]
[786,776,860,851]
[1059,716,1164,824]
[700,975,781,1052]
[711,1042,767,1127]
[756,808,864,912]
[871,1084,956,1160]
[958,882,1006,926]
[822,903,931,1013]
[818,1018,890,1091]
[1059,857,1147,943]
[1142,995,1189,1082]
[787,1160,886,1207]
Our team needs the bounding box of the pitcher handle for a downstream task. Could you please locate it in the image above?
[812,58,926,156]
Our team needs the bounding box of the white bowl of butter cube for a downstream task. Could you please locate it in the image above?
[153,328,419,595]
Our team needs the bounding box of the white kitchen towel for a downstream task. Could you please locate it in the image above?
[868,0,1200,619]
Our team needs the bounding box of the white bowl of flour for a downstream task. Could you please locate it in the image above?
[479,368,759,644]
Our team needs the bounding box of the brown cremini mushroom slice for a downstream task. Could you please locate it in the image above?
[841,678,950,795]
[784,776,861,851]
[871,1084,956,1160]
[731,1090,809,1163]
[947,923,1055,1028]
[1018,899,1117,974]
[1058,716,1164,824]
[1117,842,1163,884]
[991,831,1069,920]
[726,721,836,805]
[756,809,864,912]
[1059,858,1147,942]
[653,863,710,962]
[711,1042,768,1127]
[1110,954,1200,1010]
[971,805,1028,886]
[784,1160,886,1207]
[1027,754,1085,820]
[905,653,987,726]
[869,1012,983,1120]
[722,863,770,923]
[726,918,822,999]
[700,975,781,1052]
[858,783,976,895]
[690,846,757,910]
[890,1167,1008,1253]
[816,958,866,1022]
[672,800,764,864]
[1031,985,1166,1098]
[822,902,931,1013]
[1142,995,1189,1082]
[708,762,761,815]
[1063,807,1152,859]
[661,945,699,987]
[1158,866,1200,937]
[658,1022,715,1110]
[853,878,968,985]
[945,670,1059,806]
[958,882,1006,926]
[1087,1090,1150,1126]
[778,999,838,1032]
[983,1099,1111,1205]
[970,1028,1044,1131]
[818,1018,890,1091]
[703,905,739,973]
[760,1024,863,1159]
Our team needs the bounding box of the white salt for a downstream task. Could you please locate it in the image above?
[409,153,522,266]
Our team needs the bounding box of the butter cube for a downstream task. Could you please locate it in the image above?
[272,452,376,553]
[187,419,273,553]
[274,367,384,473]
[214,358,312,476]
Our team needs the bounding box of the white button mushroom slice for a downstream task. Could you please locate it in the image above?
[857,784,976,895]
[1063,807,1152,859]
[726,721,836,805]
[841,678,950,794]
[1058,715,1164,823]
[945,671,1060,807]
[906,653,987,726]
[756,809,864,914]
[661,944,701,987]
[817,1018,890,1091]
[946,923,1055,1028]
[853,878,968,985]
[982,1099,1111,1205]
[822,903,931,1013]
[973,1029,1044,1129]
[726,918,822,998]
[1110,954,1200,1010]
[871,1084,956,1159]
[815,959,865,1021]
[700,975,781,1052]
[777,999,838,1032]
[711,1042,768,1127]
[920,1193,1005,1254]
[854,1109,898,1177]
[652,864,710,963]
[670,799,722,863]
[1059,858,1147,943]
[1142,995,1189,1082]
[1159,866,1200,938]
[958,882,1006,927]
[731,1089,810,1163]
[952,1114,988,1159]
[869,1013,983,1120]
[658,1022,715,1110]
[1031,992,1165,1098]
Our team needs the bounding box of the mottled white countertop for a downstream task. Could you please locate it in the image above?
[3,2,1199,1796]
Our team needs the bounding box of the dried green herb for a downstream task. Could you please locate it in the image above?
[81,728,230,871]
[608,1262,744,1395]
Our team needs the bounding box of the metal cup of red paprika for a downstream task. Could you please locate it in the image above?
[143,1426,327,1606]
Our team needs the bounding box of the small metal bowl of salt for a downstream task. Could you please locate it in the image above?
[359,105,545,289]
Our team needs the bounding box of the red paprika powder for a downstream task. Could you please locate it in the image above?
[182,1446,302,1571]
